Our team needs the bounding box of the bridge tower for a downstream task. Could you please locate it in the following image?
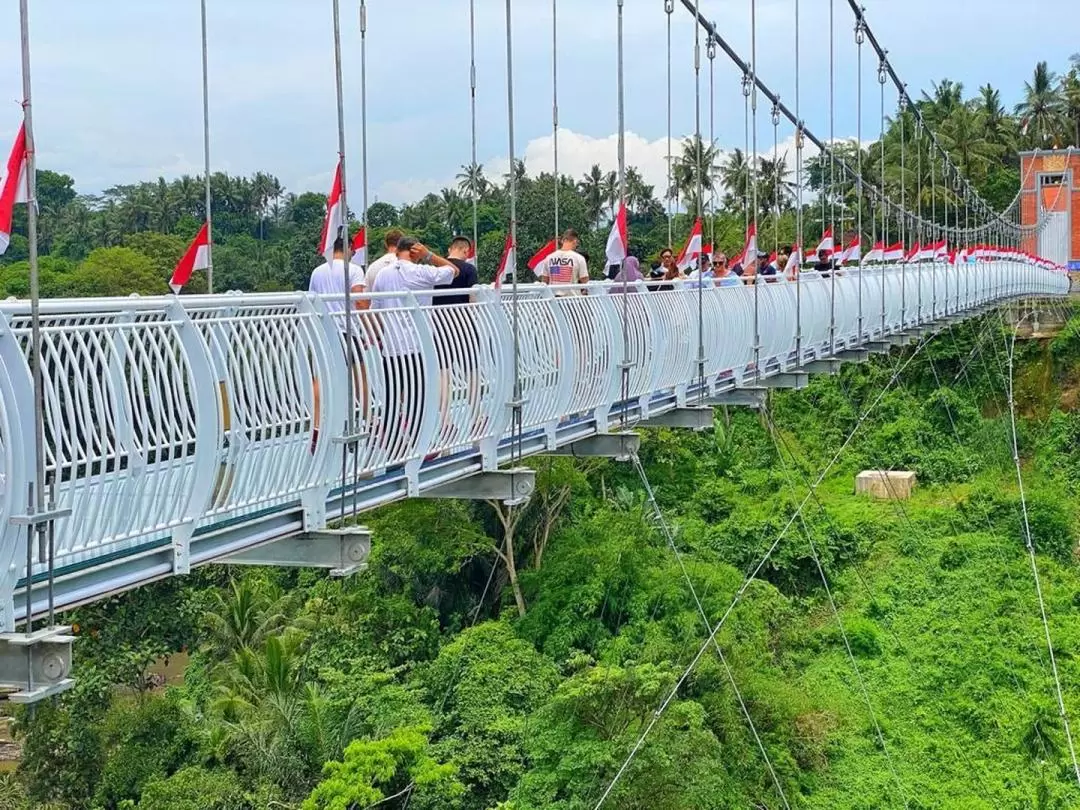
[1019,149,1080,272]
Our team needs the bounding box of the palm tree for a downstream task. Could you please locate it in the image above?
[718,148,751,214]
[602,171,618,218]
[456,162,489,200]
[977,84,1013,150]
[203,579,288,663]
[578,164,605,228]
[1015,61,1067,147]
[670,135,720,216]
[757,153,796,217]
[1062,57,1080,148]
[938,105,998,183]
[920,79,965,127]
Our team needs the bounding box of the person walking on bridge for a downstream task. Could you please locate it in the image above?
[538,229,590,295]
[371,237,460,458]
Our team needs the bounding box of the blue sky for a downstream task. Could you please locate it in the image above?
[1,0,1076,205]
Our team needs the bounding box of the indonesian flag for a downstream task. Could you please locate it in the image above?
[904,242,922,263]
[318,159,344,262]
[932,240,948,261]
[526,239,557,273]
[948,248,959,265]
[676,217,704,271]
[918,243,937,261]
[838,236,861,265]
[0,123,28,256]
[784,244,802,276]
[813,227,834,258]
[351,226,367,265]
[730,223,758,267]
[493,232,516,289]
[169,222,210,293]
[883,242,905,262]
[702,243,713,258]
[864,240,885,263]
[605,200,628,268]
[466,240,476,261]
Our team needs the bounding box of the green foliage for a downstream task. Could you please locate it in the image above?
[302,725,463,810]
[136,767,247,810]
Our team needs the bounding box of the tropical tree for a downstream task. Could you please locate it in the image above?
[578,164,605,229]
[456,162,489,200]
[1015,61,1067,146]
[670,135,721,217]
[719,148,752,214]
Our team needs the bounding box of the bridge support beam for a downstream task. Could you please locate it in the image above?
[550,432,639,461]
[799,359,842,375]
[220,527,371,577]
[706,389,766,409]
[640,406,714,432]
[0,627,75,704]
[835,349,870,363]
[865,341,894,355]
[743,372,809,391]
[419,468,535,506]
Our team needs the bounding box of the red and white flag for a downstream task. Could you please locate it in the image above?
[904,242,922,263]
[0,123,28,256]
[813,227,834,258]
[526,239,557,274]
[784,244,802,276]
[676,217,704,271]
[838,236,861,265]
[493,232,516,289]
[466,240,477,261]
[918,243,937,262]
[932,240,948,261]
[864,240,885,263]
[318,160,344,262]
[169,222,210,293]
[730,223,758,267]
[350,226,367,265]
[883,242,905,262]
[605,200,628,268]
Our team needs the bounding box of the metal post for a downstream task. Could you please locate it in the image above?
[200,0,214,293]
[552,0,560,239]
[19,0,47,631]
[794,0,803,364]
[505,0,523,462]
[665,0,674,248]
[468,0,479,259]
[855,18,864,342]
[618,0,630,420]
[360,0,370,261]
[694,0,705,397]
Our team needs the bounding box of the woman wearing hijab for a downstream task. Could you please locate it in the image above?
[608,256,644,293]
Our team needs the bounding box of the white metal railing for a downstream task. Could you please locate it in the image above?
[0,260,1066,625]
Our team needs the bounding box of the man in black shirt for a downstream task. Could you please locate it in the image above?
[433,236,479,443]
[813,248,834,278]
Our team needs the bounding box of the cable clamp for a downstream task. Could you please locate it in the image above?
[664,0,674,13]
[706,33,716,60]
[771,101,781,127]
[741,72,752,97]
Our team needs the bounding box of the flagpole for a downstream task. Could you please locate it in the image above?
[359,0,369,262]
[552,0,559,241]
[200,0,213,294]
[617,0,629,424]
[19,0,48,630]
[331,0,357,521]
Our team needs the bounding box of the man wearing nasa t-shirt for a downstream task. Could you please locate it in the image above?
[539,229,590,295]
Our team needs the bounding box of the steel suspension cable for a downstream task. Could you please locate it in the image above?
[772,102,780,256]
[1002,319,1080,789]
[200,0,213,294]
[552,0,560,239]
[794,0,803,360]
[666,0,674,248]
[503,0,523,465]
[351,0,371,518]
[468,0,479,258]
[828,0,837,355]
[694,0,706,402]
[879,57,887,336]
[750,0,760,380]
[899,95,907,325]
[592,337,934,809]
[629,452,792,810]
[331,0,357,525]
[856,16,865,341]
[708,33,717,251]
[617,0,630,424]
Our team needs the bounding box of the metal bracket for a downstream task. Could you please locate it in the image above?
[219,526,371,578]
[743,372,809,390]
[550,432,639,461]
[172,522,193,575]
[799,359,842,375]
[418,468,536,506]
[640,407,714,432]
[705,389,766,409]
[0,626,75,704]
[834,349,870,363]
[9,506,72,526]
[864,341,894,355]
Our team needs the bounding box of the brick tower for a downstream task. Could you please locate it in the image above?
[1019,149,1080,269]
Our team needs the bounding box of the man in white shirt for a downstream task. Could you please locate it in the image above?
[308,236,365,312]
[539,229,590,295]
[371,237,459,459]
[359,228,404,310]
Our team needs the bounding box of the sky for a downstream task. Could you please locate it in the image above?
[0,0,1076,207]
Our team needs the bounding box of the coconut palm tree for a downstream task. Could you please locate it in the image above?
[578,164,605,228]
[456,162,489,200]
[718,148,751,214]
[670,135,720,217]
[938,105,998,183]
[1062,56,1080,148]
[1015,61,1067,147]
[977,84,1013,151]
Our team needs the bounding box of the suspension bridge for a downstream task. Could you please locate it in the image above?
[3,0,1080,804]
